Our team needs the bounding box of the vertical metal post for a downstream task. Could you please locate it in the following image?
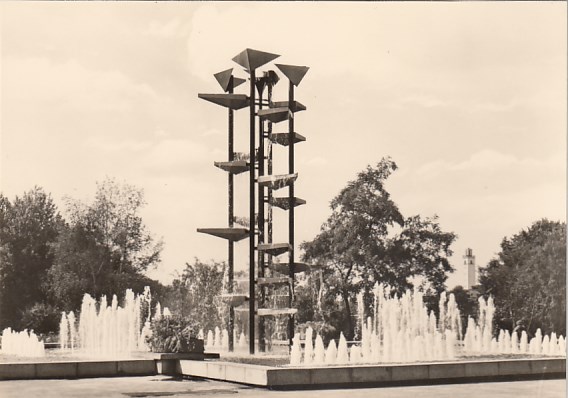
[288,81,295,347]
[266,85,275,344]
[227,76,235,353]
[267,84,273,275]
[248,70,256,355]
[257,82,266,353]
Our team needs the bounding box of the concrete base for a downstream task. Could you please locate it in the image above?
[1,356,564,389]
[0,351,217,380]
[178,358,566,389]
[0,359,157,380]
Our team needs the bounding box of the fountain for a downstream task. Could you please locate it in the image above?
[313,335,325,364]
[289,334,302,365]
[290,284,566,365]
[1,278,564,389]
[0,328,45,357]
[336,333,349,364]
[324,339,337,364]
[304,327,314,365]
[59,311,77,352]
[202,327,250,353]
[52,286,173,358]
[237,331,247,350]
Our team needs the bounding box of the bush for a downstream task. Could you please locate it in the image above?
[146,316,203,353]
[21,303,61,335]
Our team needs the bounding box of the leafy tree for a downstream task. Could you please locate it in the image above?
[20,303,61,335]
[164,259,226,332]
[391,215,456,293]
[301,158,457,339]
[448,285,480,334]
[47,178,163,311]
[479,219,566,335]
[0,188,63,330]
[294,269,349,342]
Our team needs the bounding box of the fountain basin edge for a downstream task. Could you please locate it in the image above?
[0,352,221,380]
[177,358,566,389]
[0,359,157,380]
[0,357,564,389]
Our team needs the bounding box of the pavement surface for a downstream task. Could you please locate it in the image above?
[0,376,565,398]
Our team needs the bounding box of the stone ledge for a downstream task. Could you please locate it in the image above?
[0,363,36,380]
[118,360,157,376]
[0,359,157,380]
[154,353,205,361]
[77,361,118,378]
[0,357,564,386]
[178,358,566,388]
[36,362,78,379]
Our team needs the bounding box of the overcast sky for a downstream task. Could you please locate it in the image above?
[1,2,566,288]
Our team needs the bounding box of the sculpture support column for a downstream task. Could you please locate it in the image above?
[228,76,235,352]
[288,81,295,347]
[248,69,256,355]
[257,82,266,353]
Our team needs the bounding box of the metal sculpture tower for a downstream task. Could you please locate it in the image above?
[197,49,309,354]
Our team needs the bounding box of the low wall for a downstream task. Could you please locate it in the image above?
[178,358,566,389]
[0,356,564,389]
[0,359,157,380]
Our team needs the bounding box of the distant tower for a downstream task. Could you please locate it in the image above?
[463,248,476,289]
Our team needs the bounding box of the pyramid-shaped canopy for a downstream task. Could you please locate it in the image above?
[233,77,246,88]
[214,68,233,92]
[214,160,249,175]
[258,107,291,124]
[271,196,306,210]
[232,48,280,71]
[257,308,297,317]
[258,173,297,190]
[271,101,306,113]
[197,228,249,242]
[198,93,249,110]
[213,70,245,91]
[270,132,306,147]
[257,276,291,286]
[258,242,291,256]
[275,64,309,86]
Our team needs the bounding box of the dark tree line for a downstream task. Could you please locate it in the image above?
[0,178,164,334]
[478,219,566,336]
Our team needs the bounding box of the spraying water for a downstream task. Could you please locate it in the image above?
[57,287,163,357]
[0,328,45,357]
[290,284,566,365]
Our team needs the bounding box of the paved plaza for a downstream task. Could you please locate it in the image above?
[0,376,564,398]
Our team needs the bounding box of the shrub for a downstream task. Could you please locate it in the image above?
[21,303,61,335]
[146,316,203,353]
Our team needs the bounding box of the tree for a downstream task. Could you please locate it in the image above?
[448,285,480,334]
[479,219,566,335]
[294,269,349,342]
[47,178,163,311]
[301,158,457,339]
[164,259,226,332]
[0,187,63,330]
